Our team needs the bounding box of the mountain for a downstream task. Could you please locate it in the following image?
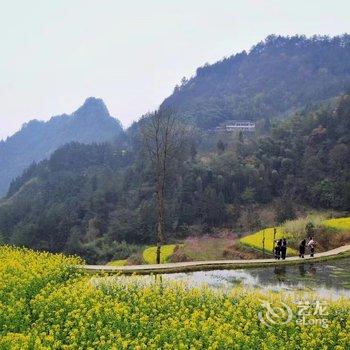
[3,34,350,198]
[1,34,350,263]
[162,34,350,128]
[1,94,349,263]
[0,97,123,196]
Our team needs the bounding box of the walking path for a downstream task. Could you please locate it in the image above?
[81,244,350,275]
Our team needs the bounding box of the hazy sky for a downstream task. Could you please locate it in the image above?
[1,0,349,140]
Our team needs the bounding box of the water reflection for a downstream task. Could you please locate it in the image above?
[298,264,306,277]
[163,258,350,298]
[274,265,287,281]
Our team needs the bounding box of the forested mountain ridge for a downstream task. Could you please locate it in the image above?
[2,35,350,197]
[0,97,123,196]
[162,34,350,128]
[1,94,349,263]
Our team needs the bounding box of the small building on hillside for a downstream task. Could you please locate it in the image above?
[225,121,255,132]
[213,121,256,133]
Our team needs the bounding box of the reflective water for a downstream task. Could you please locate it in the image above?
[163,258,350,298]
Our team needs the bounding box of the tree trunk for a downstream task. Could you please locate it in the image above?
[156,176,166,244]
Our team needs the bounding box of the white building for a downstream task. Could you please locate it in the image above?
[224,121,255,131]
[225,121,255,132]
[214,121,255,132]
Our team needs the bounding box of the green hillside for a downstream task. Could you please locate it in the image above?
[162,35,350,129]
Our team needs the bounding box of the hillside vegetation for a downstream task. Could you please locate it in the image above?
[1,246,350,349]
[163,34,350,129]
[0,93,349,263]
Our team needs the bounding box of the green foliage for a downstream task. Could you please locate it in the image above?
[76,238,141,264]
[275,199,296,224]
[305,222,315,237]
[216,139,225,154]
[283,215,326,237]
[162,35,350,129]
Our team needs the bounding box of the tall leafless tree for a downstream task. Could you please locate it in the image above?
[140,108,187,254]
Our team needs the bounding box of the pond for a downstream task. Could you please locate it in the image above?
[162,257,350,298]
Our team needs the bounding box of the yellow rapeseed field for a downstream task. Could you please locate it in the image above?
[1,245,350,349]
[107,259,128,266]
[143,244,177,264]
[240,227,298,255]
[324,217,350,231]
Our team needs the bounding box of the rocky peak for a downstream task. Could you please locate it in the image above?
[73,97,111,120]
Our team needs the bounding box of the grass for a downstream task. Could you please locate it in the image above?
[240,227,298,256]
[324,217,350,231]
[143,244,177,264]
[283,214,326,236]
[177,236,234,260]
[172,235,258,261]
[107,259,128,266]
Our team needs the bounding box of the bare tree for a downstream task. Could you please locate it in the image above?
[140,108,187,258]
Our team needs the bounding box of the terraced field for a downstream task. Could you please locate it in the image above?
[240,216,350,255]
[324,217,350,231]
[143,244,178,264]
[240,227,298,255]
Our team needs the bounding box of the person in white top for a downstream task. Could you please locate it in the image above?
[307,237,316,257]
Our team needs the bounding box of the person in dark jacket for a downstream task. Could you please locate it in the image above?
[299,239,306,258]
[274,239,282,260]
[281,238,287,260]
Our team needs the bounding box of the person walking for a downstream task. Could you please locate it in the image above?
[281,238,287,260]
[273,240,279,259]
[307,237,316,257]
[274,239,282,260]
[299,239,306,258]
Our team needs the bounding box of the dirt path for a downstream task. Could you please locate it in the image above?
[81,244,350,275]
